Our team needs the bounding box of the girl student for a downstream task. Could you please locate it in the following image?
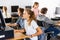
[15,8,42,40]
[31,2,39,18]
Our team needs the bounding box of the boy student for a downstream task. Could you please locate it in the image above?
[37,7,60,37]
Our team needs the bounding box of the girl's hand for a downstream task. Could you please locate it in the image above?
[6,23,11,26]
[26,35,32,38]
[31,34,36,37]
[27,34,36,38]
[14,29,25,33]
[14,30,20,33]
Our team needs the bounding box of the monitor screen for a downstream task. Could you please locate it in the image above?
[25,6,31,9]
[5,18,12,23]
[0,6,3,9]
[0,10,6,31]
[11,6,19,12]
[55,7,60,14]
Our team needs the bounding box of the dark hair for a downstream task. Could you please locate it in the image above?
[34,2,39,5]
[25,8,36,25]
[18,8,24,17]
[41,7,48,14]
[33,2,39,7]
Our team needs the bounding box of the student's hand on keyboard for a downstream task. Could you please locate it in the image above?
[6,23,17,27]
[6,23,11,26]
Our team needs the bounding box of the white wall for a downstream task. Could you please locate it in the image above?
[32,0,60,18]
[0,0,32,14]
[0,0,60,18]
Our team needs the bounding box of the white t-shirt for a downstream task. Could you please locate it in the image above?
[24,20,38,40]
[2,12,11,18]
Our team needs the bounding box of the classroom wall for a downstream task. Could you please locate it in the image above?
[0,0,32,14]
[0,0,60,18]
[32,0,60,18]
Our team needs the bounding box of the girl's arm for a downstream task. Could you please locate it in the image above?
[31,27,43,37]
[6,23,17,27]
[14,28,25,33]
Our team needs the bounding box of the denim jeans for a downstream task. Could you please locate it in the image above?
[45,25,60,36]
[38,27,46,40]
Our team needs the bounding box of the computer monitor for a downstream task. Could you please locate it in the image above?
[0,10,6,31]
[0,6,3,9]
[11,6,19,12]
[25,6,31,9]
[5,18,12,23]
[55,7,60,14]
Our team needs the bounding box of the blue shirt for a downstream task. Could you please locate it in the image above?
[16,16,24,28]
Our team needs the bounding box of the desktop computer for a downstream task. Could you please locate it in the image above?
[0,9,14,39]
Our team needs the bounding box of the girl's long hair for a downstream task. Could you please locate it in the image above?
[2,6,7,13]
[18,8,24,17]
[25,8,36,25]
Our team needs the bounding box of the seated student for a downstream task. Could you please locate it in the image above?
[6,8,24,29]
[15,8,42,40]
[37,7,49,40]
[37,8,55,25]
[2,6,11,18]
[37,7,60,37]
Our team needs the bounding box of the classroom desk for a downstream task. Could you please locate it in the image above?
[6,30,30,40]
[6,23,30,40]
[6,21,60,40]
[55,21,60,26]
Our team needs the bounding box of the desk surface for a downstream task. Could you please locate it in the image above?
[6,21,60,40]
[6,30,30,40]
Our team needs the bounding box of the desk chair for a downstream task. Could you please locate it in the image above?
[11,14,19,23]
[37,20,43,27]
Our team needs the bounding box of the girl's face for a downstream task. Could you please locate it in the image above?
[34,5,39,8]
[2,7,5,12]
[23,10,30,19]
[17,9,21,16]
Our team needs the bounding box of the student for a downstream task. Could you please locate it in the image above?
[16,8,24,28]
[31,2,39,17]
[37,7,60,37]
[37,7,55,24]
[37,7,49,40]
[7,8,24,29]
[2,6,11,18]
[15,8,42,40]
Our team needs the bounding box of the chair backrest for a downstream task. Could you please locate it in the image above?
[37,20,43,27]
[37,20,52,29]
